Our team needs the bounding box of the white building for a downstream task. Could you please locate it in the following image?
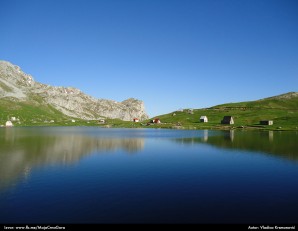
[200,116,208,123]
[5,121,13,127]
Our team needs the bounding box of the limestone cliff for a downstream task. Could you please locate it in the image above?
[0,61,149,121]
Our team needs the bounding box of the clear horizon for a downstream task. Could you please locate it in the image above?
[1,0,297,117]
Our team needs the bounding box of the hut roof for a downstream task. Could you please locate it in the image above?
[221,116,234,124]
[222,116,233,121]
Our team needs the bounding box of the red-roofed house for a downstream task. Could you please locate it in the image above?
[152,118,161,124]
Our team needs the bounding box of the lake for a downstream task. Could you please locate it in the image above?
[0,127,298,224]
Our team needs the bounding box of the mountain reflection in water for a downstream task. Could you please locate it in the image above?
[0,127,144,191]
[1,128,298,224]
[174,130,298,162]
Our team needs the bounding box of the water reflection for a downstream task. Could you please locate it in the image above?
[203,130,208,142]
[1,128,298,224]
[0,127,144,191]
[269,130,274,142]
[223,130,234,142]
[175,130,298,161]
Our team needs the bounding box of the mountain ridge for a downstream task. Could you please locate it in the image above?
[210,91,298,110]
[0,60,149,121]
[262,92,298,100]
[1,60,297,130]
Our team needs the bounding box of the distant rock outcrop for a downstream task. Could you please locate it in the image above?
[0,61,149,121]
[260,92,298,100]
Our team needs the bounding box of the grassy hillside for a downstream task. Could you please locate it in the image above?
[0,98,73,126]
[146,92,298,131]
[0,97,139,127]
[1,92,297,130]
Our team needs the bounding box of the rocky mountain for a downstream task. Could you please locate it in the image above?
[0,60,149,121]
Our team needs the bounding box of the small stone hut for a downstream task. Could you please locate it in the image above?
[200,116,208,123]
[221,116,234,125]
[152,118,161,124]
[5,121,13,127]
[260,120,273,126]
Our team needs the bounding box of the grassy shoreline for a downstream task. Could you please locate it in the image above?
[2,107,297,131]
[3,121,297,131]
[1,93,298,131]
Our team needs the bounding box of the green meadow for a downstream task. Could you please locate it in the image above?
[1,93,298,131]
[147,94,298,131]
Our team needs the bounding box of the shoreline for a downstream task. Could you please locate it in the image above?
[1,124,297,132]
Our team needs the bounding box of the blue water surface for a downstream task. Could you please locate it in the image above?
[0,127,298,224]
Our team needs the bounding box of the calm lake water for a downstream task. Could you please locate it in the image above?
[0,127,298,224]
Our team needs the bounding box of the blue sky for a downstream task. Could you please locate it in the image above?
[1,0,297,117]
